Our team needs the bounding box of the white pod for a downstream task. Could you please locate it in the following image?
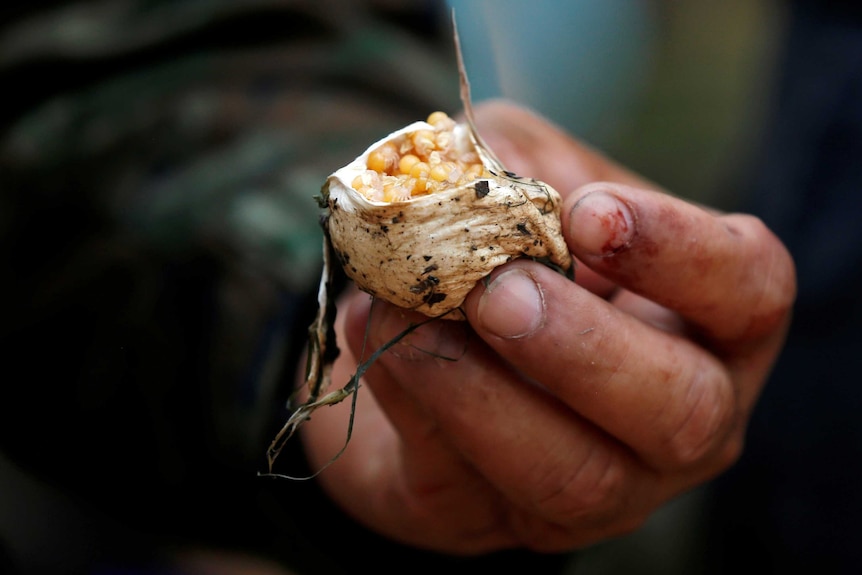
[321,116,573,319]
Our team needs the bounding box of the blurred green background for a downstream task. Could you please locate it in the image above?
[611,0,785,210]
[452,0,786,210]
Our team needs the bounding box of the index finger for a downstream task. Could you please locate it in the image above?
[563,183,797,346]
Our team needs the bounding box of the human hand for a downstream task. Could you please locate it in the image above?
[299,100,796,554]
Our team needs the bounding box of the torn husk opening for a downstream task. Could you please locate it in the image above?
[320,11,571,317]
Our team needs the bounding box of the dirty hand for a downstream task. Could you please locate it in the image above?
[300,100,796,554]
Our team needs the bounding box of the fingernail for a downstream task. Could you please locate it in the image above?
[477,268,544,339]
[569,190,635,256]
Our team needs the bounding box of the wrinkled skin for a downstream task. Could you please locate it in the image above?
[300,100,796,554]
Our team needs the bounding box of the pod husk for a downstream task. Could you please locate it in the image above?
[320,25,573,318]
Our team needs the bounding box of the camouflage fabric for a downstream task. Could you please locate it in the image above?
[1,0,460,460]
[2,0,459,288]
